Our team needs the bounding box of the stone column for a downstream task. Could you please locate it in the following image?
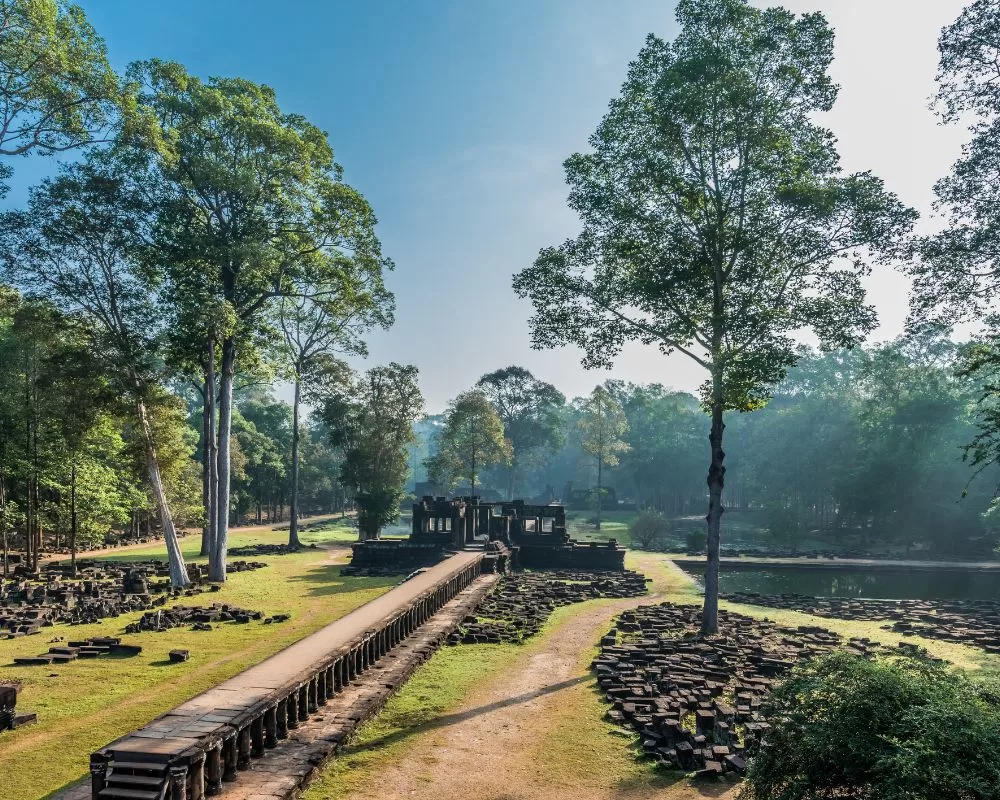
[168,765,189,800]
[286,690,299,729]
[308,676,318,713]
[251,715,265,757]
[89,757,108,797]
[264,705,278,748]
[205,743,223,795]
[237,725,252,770]
[222,732,238,781]
[298,684,309,722]
[276,698,289,738]
[189,752,206,800]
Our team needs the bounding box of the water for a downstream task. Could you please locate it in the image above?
[678,564,1000,601]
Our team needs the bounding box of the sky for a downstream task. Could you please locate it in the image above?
[5,0,974,411]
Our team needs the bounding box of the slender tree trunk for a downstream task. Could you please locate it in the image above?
[0,464,7,577]
[135,398,189,588]
[507,461,515,502]
[200,374,211,557]
[207,344,219,569]
[596,456,603,531]
[211,337,236,582]
[702,388,726,635]
[70,460,77,578]
[289,377,302,548]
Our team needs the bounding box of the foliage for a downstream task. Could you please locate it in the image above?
[425,390,512,495]
[742,652,1000,800]
[0,0,132,174]
[322,364,423,539]
[628,509,671,551]
[907,0,1000,324]
[475,366,565,499]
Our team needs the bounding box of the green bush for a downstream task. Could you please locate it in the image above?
[741,652,1000,800]
[685,528,706,552]
[628,510,671,550]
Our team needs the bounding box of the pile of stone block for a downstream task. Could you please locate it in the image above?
[451,569,649,644]
[12,636,141,667]
[723,591,1000,654]
[593,603,880,777]
[0,559,268,638]
[124,603,269,633]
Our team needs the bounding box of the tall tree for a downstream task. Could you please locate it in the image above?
[278,263,393,547]
[577,385,629,530]
[0,156,191,587]
[475,366,565,499]
[512,0,915,632]
[426,390,512,497]
[136,60,391,581]
[907,0,1000,324]
[321,364,423,541]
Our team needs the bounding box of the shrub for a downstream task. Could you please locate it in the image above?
[629,510,671,550]
[685,529,706,552]
[741,652,1000,800]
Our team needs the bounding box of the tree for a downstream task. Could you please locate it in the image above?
[512,0,915,632]
[742,652,1000,800]
[136,60,391,581]
[0,155,191,586]
[577,385,628,530]
[0,0,132,190]
[629,509,671,550]
[426,390,512,497]
[907,0,1000,324]
[475,366,565,499]
[322,364,423,540]
[278,264,393,547]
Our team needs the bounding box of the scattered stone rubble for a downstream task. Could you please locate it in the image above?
[1,559,267,638]
[450,570,649,645]
[123,603,274,633]
[228,543,314,557]
[723,592,1000,654]
[592,603,881,777]
[12,636,141,667]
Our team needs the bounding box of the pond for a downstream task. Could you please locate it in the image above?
[677,564,1000,601]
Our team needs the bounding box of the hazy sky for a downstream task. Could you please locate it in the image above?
[8,0,973,411]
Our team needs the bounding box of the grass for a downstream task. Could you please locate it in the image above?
[0,516,397,800]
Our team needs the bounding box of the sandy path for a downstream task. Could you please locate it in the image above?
[347,582,738,800]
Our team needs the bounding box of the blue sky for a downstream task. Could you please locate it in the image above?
[4,1,974,411]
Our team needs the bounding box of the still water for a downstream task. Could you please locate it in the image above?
[678,565,1000,601]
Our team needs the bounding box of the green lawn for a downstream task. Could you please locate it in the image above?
[0,518,395,800]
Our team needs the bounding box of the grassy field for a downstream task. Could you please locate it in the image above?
[303,550,1000,800]
[0,517,395,800]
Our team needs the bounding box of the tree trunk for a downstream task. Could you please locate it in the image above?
[0,465,7,578]
[211,336,236,582]
[206,340,219,571]
[200,374,211,557]
[596,456,603,531]
[135,398,189,588]
[702,391,726,635]
[70,460,77,578]
[289,377,302,548]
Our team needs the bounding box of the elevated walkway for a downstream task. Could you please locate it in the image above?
[87,551,485,800]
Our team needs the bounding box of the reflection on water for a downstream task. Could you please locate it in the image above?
[679,566,1000,601]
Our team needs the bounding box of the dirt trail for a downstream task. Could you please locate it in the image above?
[347,578,738,800]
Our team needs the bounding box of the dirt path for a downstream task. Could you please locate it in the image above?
[347,577,738,800]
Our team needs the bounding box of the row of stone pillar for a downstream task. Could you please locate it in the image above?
[91,558,484,800]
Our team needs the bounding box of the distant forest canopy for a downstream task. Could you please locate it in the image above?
[413,333,1000,558]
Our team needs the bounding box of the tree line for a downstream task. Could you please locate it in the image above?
[0,1,425,582]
